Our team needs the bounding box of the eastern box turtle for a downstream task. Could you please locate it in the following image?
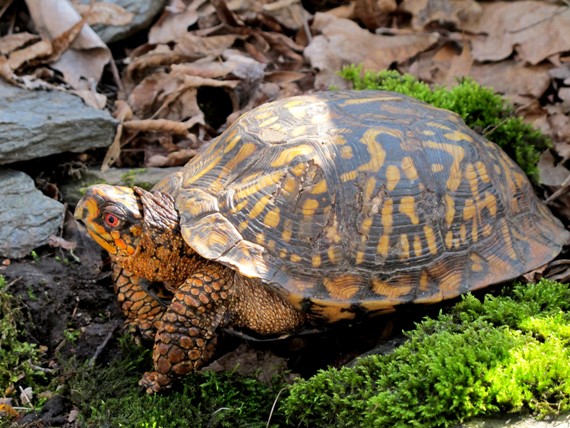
[75,90,570,393]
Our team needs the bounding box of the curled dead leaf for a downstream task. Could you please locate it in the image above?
[123,119,192,136]
[0,32,40,56]
[48,235,77,251]
[73,2,134,27]
[146,149,198,167]
[7,39,53,70]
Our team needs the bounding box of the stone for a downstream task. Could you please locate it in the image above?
[60,167,180,207]
[0,81,116,165]
[0,169,66,259]
[79,0,168,44]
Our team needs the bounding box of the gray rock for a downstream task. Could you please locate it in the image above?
[0,169,65,259]
[81,0,168,44]
[0,81,116,165]
[61,167,180,207]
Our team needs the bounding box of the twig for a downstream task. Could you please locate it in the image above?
[88,322,119,367]
[0,0,14,22]
[266,387,287,428]
[545,172,570,204]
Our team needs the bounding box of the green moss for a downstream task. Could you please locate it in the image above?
[120,169,153,190]
[0,275,45,404]
[64,336,288,427]
[339,66,550,182]
[281,279,570,427]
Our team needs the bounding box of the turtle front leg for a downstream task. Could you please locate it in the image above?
[140,265,232,393]
[113,264,167,341]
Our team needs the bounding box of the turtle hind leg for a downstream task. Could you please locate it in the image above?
[228,275,306,336]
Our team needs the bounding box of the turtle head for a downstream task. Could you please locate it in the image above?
[75,184,190,282]
[75,184,146,257]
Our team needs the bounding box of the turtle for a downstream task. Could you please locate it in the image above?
[75,90,570,393]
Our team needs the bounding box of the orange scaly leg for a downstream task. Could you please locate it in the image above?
[139,265,232,393]
[113,264,168,341]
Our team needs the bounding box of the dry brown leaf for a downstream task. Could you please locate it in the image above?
[264,70,306,84]
[0,32,39,56]
[148,6,199,44]
[7,39,53,70]
[171,59,236,79]
[71,89,107,109]
[124,119,192,136]
[443,42,473,86]
[470,61,551,100]
[354,0,396,30]
[48,235,77,251]
[538,150,570,222]
[262,0,306,31]
[539,150,570,187]
[0,56,16,83]
[114,100,133,121]
[73,2,134,27]
[545,105,570,146]
[174,34,239,58]
[146,149,198,167]
[461,1,570,65]
[101,122,123,172]
[401,0,481,30]
[306,12,439,89]
[125,48,189,83]
[210,0,245,27]
[25,0,112,89]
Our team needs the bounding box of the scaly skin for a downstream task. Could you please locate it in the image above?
[112,265,166,341]
[75,185,305,393]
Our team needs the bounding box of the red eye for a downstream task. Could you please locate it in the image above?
[104,213,120,228]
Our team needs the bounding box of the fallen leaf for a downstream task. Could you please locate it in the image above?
[262,0,306,31]
[7,39,53,70]
[461,1,570,65]
[73,2,134,26]
[0,32,39,55]
[25,0,112,89]
[148,6,199,44]
[146,149,198,167]
[306,12,439,89]
[174,34,239,58]
[264,70,306,84]
[444,41,473,86]
[70,89,107,109]
[401,0,481,30]
[539,150,569,188]
[48,235,77,251]
[469,61,551,100]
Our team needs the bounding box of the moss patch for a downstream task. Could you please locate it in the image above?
[0,275,45,408]
[281,279,570,427]
[64,336,288,427]
[339,66,550,182]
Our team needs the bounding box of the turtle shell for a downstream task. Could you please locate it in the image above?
[154,90,569,322]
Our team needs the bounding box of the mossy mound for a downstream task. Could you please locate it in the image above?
[281,279,570,427]
[339,66,550,183]
[63,336,288,427]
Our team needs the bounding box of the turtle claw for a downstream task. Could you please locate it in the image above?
[140,371,171,394]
